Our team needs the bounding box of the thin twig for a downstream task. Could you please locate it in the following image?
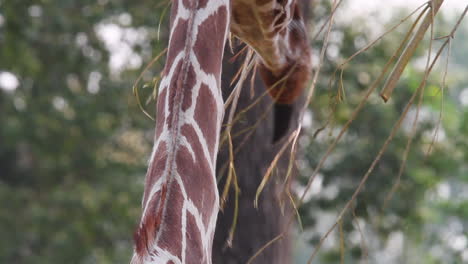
[380,0,444,101]
[132,48,168,120]
[307,37,449,264]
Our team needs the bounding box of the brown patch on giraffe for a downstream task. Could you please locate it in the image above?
[197,0,208,8]
[231,3,259,40]
[194,84,218,158]
[193,6,228,79]
[181,64,196,111]
[186,213,204,264]
[158,179,184,259]
[134,184,168,257]
[155,88,167,140]
[255,0,270,6]
[230,6,242,26]
[176,139,216,229]
[181,0,207,9]
[182,0,191,9]
[164,18,188,77]
[142,142,167,206]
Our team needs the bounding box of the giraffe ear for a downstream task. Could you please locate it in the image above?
[272,103,294,143]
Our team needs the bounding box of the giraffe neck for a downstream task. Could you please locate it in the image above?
[132,0,229,263]
[133,0,312,263]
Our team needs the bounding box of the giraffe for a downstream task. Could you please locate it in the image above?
[131,0,311,263]
[230,0,312,141]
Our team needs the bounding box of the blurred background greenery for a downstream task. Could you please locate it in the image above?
[0,1,164,262]
[0,0,467,263]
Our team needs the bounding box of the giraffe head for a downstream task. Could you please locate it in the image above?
[231,0,312,141]
[257,4,312,105]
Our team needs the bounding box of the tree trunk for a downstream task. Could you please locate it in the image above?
[212,46,303,264]
[213,2,311,263]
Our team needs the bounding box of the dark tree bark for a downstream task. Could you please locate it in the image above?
[212,47,303,264]
[212,2,312,263]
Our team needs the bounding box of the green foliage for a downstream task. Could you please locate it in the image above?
[296,3,468,263]
[0,0,167,262]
